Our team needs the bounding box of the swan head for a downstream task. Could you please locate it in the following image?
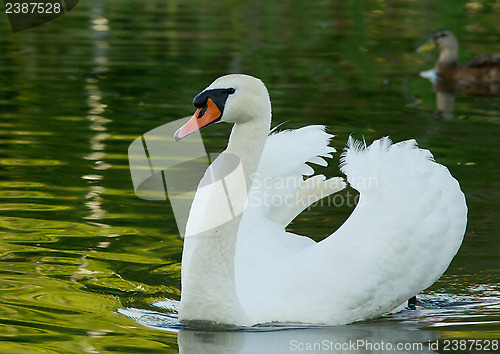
[417,29,458,55]
[174,74,271,141]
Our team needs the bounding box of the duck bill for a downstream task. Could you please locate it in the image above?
[174,98,222,141]
[416,39,436,53]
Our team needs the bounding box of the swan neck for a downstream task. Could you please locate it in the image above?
[179,107,270,325]
[226,117,271,183]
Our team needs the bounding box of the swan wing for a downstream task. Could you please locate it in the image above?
[336,136,466,268]
[252,137,467,325]
[249,125,346,228]
[240,137,466,326]
[236,125,346,312]
[330,137,466,313]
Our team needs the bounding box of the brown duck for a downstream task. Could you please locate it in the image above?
[417,29,500,83]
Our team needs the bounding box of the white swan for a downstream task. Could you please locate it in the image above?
[174,74,467,327]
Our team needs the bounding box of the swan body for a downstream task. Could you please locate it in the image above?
[175,74,467,327]
[417,29,500,83]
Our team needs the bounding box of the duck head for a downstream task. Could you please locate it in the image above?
[174,74,271,141]
[417,29,459,55]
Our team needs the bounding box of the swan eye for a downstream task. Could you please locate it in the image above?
[197,105,208,119]
[227,88,236,94]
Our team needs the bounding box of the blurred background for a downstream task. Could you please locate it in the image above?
[0,0,499,352]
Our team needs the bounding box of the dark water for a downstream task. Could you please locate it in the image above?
[1,0,499,352]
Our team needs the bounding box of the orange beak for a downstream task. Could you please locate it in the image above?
[174,98,222,142]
